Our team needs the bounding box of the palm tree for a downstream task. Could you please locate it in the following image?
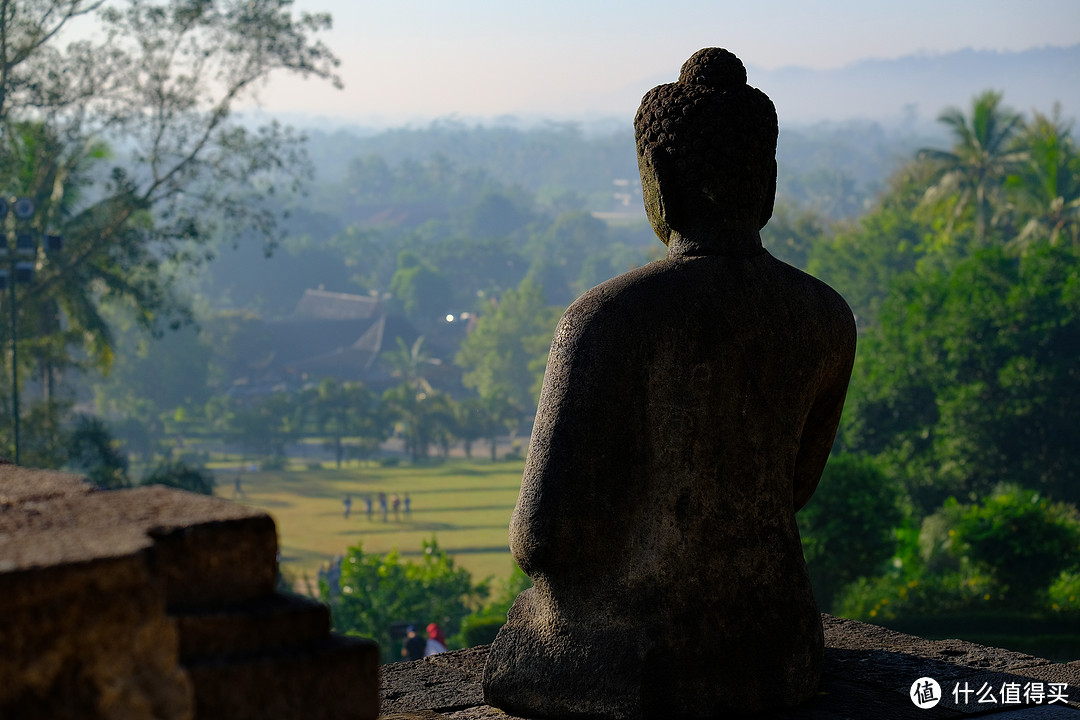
[381,383,454,462]
[919,90,1028,247]
[1007,106,1080,249]
[384,336,441,393]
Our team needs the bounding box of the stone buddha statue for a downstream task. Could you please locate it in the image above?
[483,48,857,719]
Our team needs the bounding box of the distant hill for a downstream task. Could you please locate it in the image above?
[610,45,1080,127]
[762,45,1080,124]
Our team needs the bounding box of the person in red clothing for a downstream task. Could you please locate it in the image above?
[425,622,447,656]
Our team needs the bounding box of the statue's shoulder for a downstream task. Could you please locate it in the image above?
[559,260,672,323]
[764,255,857,353]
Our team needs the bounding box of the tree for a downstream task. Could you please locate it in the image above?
[806,161,929,329]
[227,392,299,461]
[452,396,488,459]
[1008,106,1080,249]
[320,538,484,662]
[66,414,130,489]
[384,336,440,394]
[0,0,340,382]
[925,486,1080,608]
[455,562,531,647]
[455,277,562,418]
[388,251,452,328]
[91,310,212,422]
[919,90,1027,247]
[843,243,1080,511]
[381,383,454,462]
[300,378,383,468]
[141,459,215,495]
[797,453,905,610]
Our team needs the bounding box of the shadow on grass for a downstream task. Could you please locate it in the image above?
[240,497,295,509]
[404,486,521,495]
[398,546,511,556]
[403,504,517,513]
[338,523,513,536]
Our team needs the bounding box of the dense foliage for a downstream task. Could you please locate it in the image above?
[319,539,485,662]
[801,90,1080,630]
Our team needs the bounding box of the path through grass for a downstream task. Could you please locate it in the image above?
[213,459,525,593]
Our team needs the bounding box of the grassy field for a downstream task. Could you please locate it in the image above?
[212,458,526,594]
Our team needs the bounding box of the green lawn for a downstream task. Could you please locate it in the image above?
[212,458,526,594]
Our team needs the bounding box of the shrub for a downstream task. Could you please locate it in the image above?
[798,453,906,610]
[1049,570,1080,614]
[259,456,287,471]
[320,538,486,662]
[141,460,215,495]
[457,615,505,646]
[935,485,1080,607]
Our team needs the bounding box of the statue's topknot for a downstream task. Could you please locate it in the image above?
[678,47,747,91]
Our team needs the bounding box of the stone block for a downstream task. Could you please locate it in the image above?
[186,635,380,720]
[176,592,331,663]
[0,554,193,720]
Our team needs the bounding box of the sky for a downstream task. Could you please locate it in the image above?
[252,0,1080,125]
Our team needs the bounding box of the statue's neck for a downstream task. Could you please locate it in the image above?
[666,227,764,259]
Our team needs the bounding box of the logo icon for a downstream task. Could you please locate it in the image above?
[911,677,942,709]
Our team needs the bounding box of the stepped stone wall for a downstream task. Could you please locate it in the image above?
[0,465,379,720]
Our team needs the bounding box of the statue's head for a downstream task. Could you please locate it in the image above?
[634,48,778,244]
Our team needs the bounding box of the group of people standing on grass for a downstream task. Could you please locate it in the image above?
[402,623,447,661]
[342,491,411,521]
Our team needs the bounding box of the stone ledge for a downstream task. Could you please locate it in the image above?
[380,616,1080,719]
[0,464,380,720]
[176,592,332,663]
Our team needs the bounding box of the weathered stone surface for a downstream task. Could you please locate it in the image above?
[0,464,90,505]
[0,554,193,720]
[187,635,380,720]
[386,621,1080,719]
[2,468,379,719]
[0,484,277,609]
[484,48,857,720]
[382,646,487,714]
[823,615,1049,671]
[1006,664,1080,711]
[176,592,331,662]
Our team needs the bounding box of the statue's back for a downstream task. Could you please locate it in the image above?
[489,250,854,718]
[484,47,857,720]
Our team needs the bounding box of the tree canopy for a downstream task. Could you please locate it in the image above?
[0,0,339,374]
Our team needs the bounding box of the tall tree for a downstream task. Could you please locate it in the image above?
[300,378,383,468]
[381,383,454,462]
[919,90,1027,247]
[1008,106,1080,249]
[842,243,1080,511]
[455,277,561,418]
[0,0,339,373]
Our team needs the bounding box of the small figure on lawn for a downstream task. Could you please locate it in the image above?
[402,626,426,662]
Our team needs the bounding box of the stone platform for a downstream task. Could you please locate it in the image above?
[0,465,379,720]
[380,616,1080,719]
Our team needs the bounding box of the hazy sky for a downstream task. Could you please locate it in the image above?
[254,0,1080,124]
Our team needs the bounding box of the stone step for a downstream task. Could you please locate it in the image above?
[0,482,278,609]
[185,634,380,720]
[175,592,331,663]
